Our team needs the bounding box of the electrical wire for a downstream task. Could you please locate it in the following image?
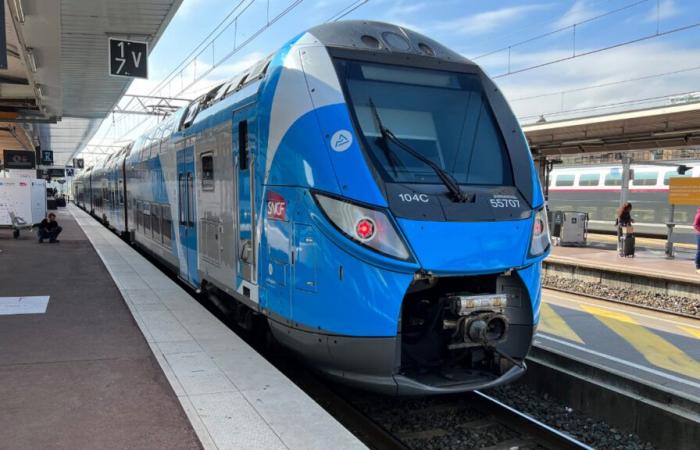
[510,65,700,102]
[493,21,700,79]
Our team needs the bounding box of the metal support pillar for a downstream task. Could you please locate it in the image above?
[665,204,676,258]
[620,154,632,206]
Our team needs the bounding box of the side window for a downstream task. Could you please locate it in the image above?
[178,174,186,224]
[578,173,600,187]
[555,174,575,187]
[664,169,692,185]
[187,172,195,226]
[136,201,142,231]
[604,172,622,186]
[143,202,151,233]
[239,120,249,170]
[151,204,161,239]
[201,153,214,191]
[633,171,658,186]
[162,205,172,246]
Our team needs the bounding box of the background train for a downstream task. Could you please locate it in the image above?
[548,162,699,244]
[73,20,549,395]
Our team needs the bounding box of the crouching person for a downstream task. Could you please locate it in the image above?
[38,213,62,243]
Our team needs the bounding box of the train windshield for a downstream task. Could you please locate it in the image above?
[336,59,513,186]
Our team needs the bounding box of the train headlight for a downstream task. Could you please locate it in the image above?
[529,208,551,257]
[313,193,411,260]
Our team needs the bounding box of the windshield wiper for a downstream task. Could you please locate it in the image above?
[368,99,469,203]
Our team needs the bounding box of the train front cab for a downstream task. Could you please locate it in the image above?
[261,22,550,395]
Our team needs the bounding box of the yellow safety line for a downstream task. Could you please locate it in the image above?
[581,304,700,380]
[588,233,695,250]
[538,302,584,343]
[678,325,700,340]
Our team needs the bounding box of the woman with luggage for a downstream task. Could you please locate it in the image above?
[616,202,635,257]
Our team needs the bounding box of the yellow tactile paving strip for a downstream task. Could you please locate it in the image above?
[539,291,700,382]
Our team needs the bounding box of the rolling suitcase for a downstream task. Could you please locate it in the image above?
[619,233,635,257]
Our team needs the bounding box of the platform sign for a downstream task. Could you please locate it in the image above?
[3,150,35,169]
[669,177,700,205]
[109,38,148,78]
[73,158,84,169]
[41,150,53,165]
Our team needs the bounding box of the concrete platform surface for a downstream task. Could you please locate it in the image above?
[538,289,700,401]
[70,205,366,450]
[0,209,201,450]
[548,244,699,285]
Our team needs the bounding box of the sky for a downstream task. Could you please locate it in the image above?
[87,0,700,153]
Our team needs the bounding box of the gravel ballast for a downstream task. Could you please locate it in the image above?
[487,383,656,450]
[543,275,700,317]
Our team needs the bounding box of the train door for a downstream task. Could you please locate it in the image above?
[233,105,257,298]
[177,146,199,286]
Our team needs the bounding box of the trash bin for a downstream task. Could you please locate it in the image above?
[559,211,588,246]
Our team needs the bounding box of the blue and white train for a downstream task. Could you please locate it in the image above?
[73,21,550,395]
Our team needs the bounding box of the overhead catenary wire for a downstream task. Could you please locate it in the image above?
[472,0,652,61]
[493,21,700,79]
[510,65,700,102]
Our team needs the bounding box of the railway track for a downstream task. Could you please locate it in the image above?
[542,284,699,320]
[329,387,593,450]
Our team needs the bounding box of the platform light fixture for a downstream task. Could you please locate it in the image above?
[26,48,37,72]
[14,0,25,23]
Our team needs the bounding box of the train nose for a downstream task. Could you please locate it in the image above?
[395,218,532,274]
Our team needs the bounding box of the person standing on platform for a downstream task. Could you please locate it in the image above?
[616,202,635,257]
[694,207,700,274]
[38,213,62,244]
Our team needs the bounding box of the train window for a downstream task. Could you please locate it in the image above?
[604,172,622,186]
[201,153,214,191]
[118,180,124,205]
[136,201,142,230]
[187,172,195,226]
[178,174,186,225]
[162,205,172,246]
[143,203,151,234]
[181,97,203,129]
[238,121,249,170]
[663,169,693,185]
[578,173,600,186]
[555,174,575,187]
[336,59,512,186]
[632,171,658,186]
[151,204,161,239]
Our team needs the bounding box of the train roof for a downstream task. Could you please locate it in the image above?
[112,20,478,166]
[307,20,470,64]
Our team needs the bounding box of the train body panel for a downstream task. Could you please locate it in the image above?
[73,21,549,395]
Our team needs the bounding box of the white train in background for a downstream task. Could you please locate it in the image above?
[547,162,699,244]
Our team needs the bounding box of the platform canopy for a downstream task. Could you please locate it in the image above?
[0,0,182,167]
[523,102,700,157]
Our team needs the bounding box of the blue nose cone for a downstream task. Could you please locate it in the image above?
[397,218,532,275]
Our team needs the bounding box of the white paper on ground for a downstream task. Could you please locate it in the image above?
[0,296,50,315]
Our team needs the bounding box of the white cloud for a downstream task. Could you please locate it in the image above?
[488,42,700,122]
[644,0,680,22]
[436,4,551,36]
[554,0,601,29]
[386,1,429,17]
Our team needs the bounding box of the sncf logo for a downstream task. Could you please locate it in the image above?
[267,191,287,221]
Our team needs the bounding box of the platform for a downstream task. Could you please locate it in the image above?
[537,289,700,401]
[547,244,699,286]
[1,205,365,450]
